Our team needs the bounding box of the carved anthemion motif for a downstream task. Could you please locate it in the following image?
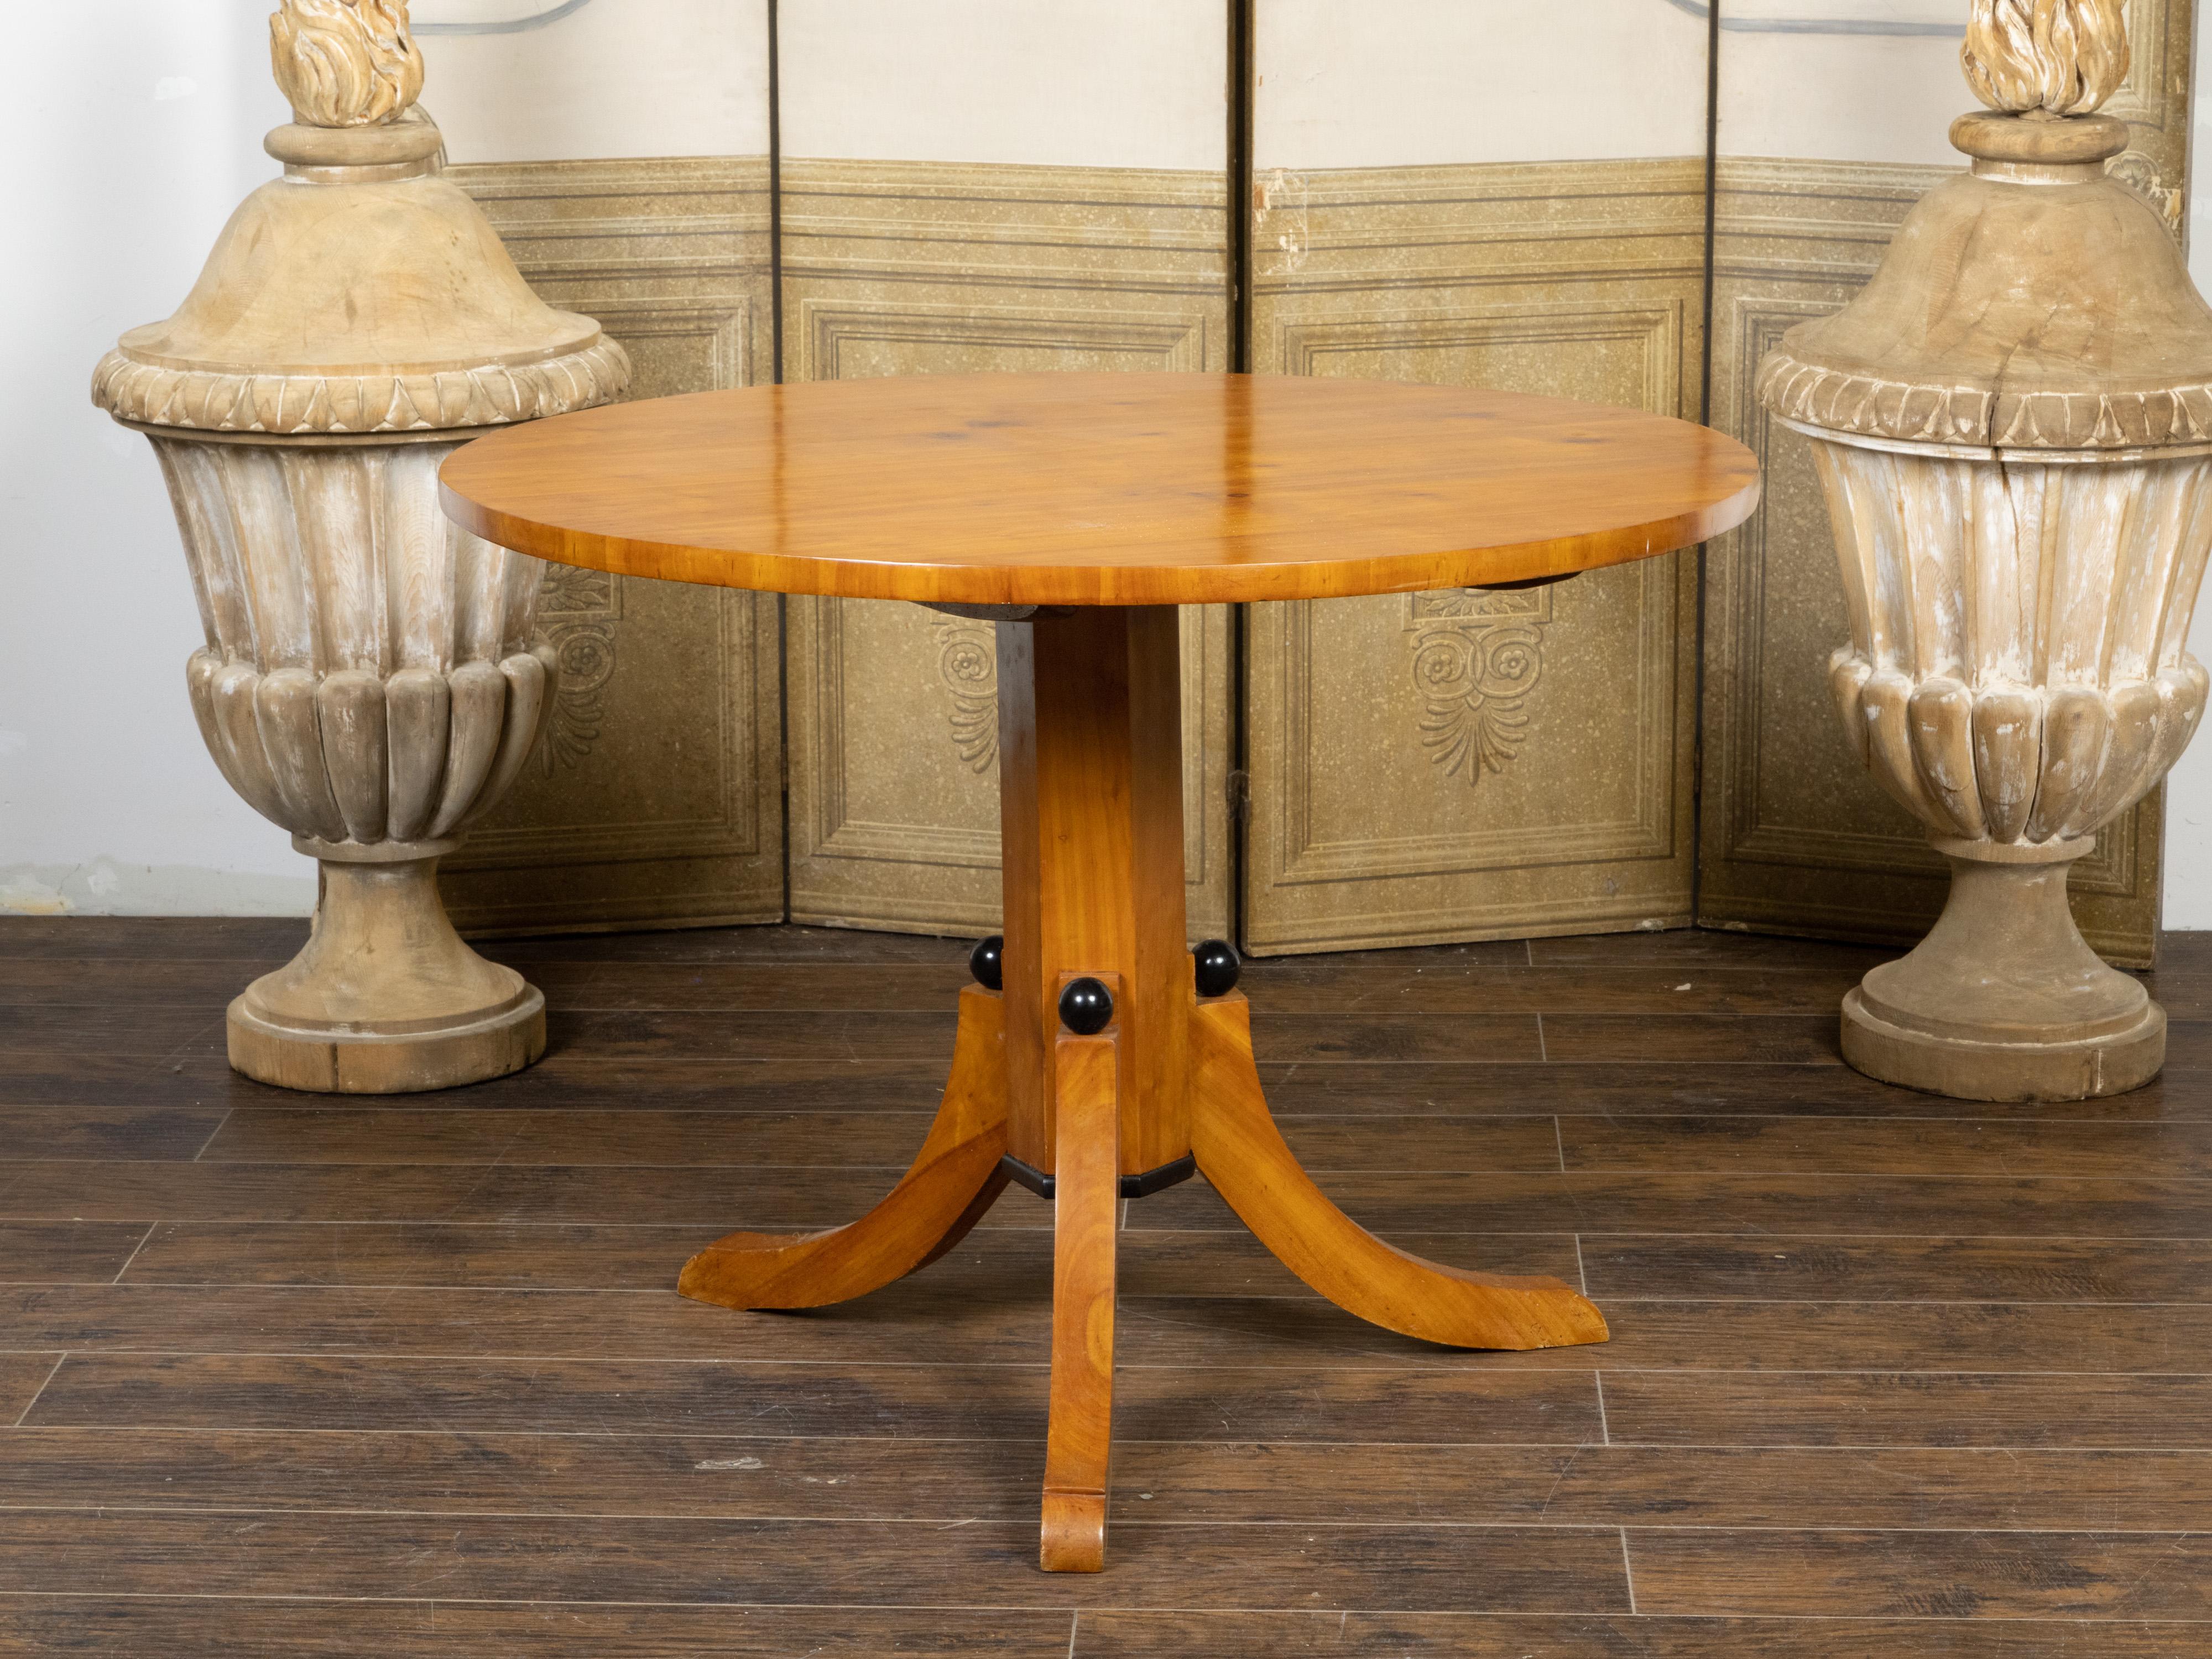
[932,614,1000,774]
[534,564,617,774]
[1406,589,1550,788]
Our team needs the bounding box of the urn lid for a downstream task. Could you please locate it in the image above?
[92,1,628,437]
[1756,2,2212,453]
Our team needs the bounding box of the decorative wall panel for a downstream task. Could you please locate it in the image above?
[779,160,1233,938]
[436,156,784,933]
[1243,160,1708,953]
[1695,0,2193,968]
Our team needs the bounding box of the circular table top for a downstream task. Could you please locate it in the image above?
[439,372,1760,607]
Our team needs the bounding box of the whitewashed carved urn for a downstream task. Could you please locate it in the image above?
[1756,0,2212,1099]
[92,0,629,1091]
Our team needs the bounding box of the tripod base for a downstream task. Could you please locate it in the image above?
[677,983,1607,1571]
[677,604,1606,1573]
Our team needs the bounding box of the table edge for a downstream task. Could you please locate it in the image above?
[438,474,1764,607]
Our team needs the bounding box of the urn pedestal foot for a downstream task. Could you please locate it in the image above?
[1840,841,2164,1102]
[226,837,546,1094]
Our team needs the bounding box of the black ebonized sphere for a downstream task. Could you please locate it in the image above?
[1192,938,1242,999]
[968,935,1004,991]
[1058,977,1114,1035]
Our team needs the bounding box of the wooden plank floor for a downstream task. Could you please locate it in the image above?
[2,917,2209,1656]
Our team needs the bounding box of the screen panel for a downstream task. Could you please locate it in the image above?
[777,0,1235,940]
[1241,0,1711,954]
[423,0,786,935]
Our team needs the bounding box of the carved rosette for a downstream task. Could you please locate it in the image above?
[536,564,618,775]
[156,438,558,847]
[1815,444,2212,851]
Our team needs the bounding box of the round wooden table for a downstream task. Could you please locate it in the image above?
[440,371,1761,1572]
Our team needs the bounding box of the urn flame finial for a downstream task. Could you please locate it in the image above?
[270,0,425,128]
[1961,0,2130,116]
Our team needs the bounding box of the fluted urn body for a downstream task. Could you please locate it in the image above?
[92,2,629,1091]
[1756,6,2212,1099]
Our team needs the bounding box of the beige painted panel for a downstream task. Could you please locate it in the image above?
[1697,151,2177,969]
[437,157,785,934]
[780,159,1233,940]
[1243,160,1707,954]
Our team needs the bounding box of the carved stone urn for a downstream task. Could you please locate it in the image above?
[91,0,629,1092]
[1756,0,2212,1100]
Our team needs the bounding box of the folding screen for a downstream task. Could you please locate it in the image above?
[407,2,2195,962]
[1695,0,2193,965]
[421,0,785,933]
[775,1,1234,938]
[1240,1,1713,953]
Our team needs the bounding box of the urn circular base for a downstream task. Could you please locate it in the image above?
[1841,985,2163,1102]
[227,983,546,1094]
[227,846,549,1094]
[1831,846,2167,1102]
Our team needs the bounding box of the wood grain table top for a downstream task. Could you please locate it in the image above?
[438,372,1761,607]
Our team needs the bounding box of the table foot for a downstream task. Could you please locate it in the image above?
[1190,995,1609,1351]
[1040,1491,1107,1574]
[677,987,1010,1311]
[1040,1029,1119,1572]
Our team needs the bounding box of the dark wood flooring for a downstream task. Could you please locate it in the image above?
[2,917,2210,1656]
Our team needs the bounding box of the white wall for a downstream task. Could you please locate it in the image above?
[423,0,768,164]
[1718,25,1965,168]
[0,4,305,915]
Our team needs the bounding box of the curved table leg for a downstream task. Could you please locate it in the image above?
[678,986,1011,1311]
[1040,1030,1120,1572]
[1190,995,1608,1352]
